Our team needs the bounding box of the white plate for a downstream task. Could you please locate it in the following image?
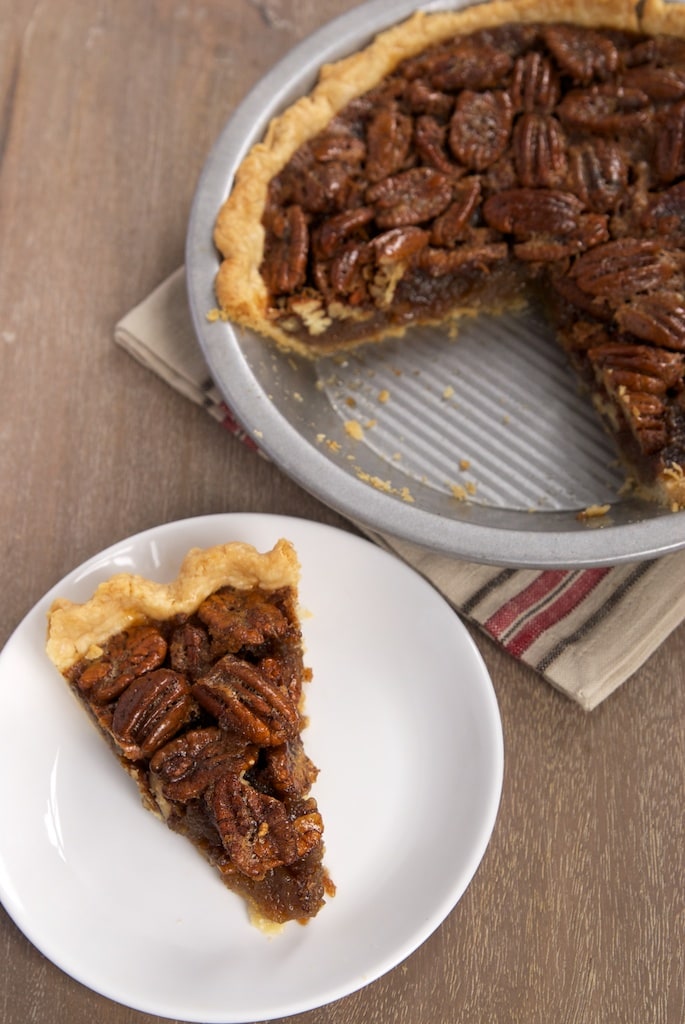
[0,514,503,1022]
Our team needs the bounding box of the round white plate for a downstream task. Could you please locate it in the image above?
[0,514,503,1022]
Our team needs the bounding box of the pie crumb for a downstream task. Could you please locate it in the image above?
[576,503,611,520]
[355,469,414,502]
[344,419,364,441]
[355,470,392,492]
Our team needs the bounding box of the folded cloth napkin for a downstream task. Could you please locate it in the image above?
[115,268,685,710]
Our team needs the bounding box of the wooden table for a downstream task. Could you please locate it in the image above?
[1,2,683,1022]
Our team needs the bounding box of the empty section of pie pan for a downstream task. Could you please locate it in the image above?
[185,0,685,569]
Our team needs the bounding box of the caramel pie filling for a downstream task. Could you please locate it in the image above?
[214,4,685,506]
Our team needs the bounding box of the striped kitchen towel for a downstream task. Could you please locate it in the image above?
[114,268,685,710]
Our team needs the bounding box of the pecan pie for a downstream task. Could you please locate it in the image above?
[213,0,685,509]
[46,539,333,929]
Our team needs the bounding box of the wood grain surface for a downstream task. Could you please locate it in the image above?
[1,2,683,1023]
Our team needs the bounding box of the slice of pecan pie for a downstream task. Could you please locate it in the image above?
[46,539,333,929]
[213,0,685,509]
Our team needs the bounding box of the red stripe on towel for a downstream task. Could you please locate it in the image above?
[483,570,570,639]
[502,568,611,658]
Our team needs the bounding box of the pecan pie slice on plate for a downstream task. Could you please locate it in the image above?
[213,0,685,510]
[46,539,334,930]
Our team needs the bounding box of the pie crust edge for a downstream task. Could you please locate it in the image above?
[46,538,300,674]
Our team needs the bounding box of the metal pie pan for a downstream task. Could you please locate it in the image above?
[186,0,685,568]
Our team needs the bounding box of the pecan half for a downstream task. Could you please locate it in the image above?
[513,113,568,188]
[262,205,309,295]
[588,343,682,453]
[623,35,685,69]
[418,240,508,276]
[567,140,629,212]
[621,394,668,454]
[149,726,257,803]
[542,25,619,83]
[513,212,608,262]
[550,272,613,321]
[482,188,584,239]
[429,40,512,91]
[555,319,612,353]
[371,226,429,263]
[615,292,685,351]
[209,775,321,878]
[365,101,413,183]
[557,85,651,135]
[197,587,289,656]
[169,622,211,681]
[111,669,194,760]
[367,167,453,227]
[74,624,167,704]
[253,736,319,798]
[324,242,371,301]
[588,342,684,394]
[510,52,559,112]
[430,176,482,246]
[623,65,685,101]
[312,207,374,260]
[568,239,677,300]
[259,648,310,706]
[643,181,685,239]
[291,799,325,860]
[405,79,453,118]
[275,153,356,214]
[309,131,366,164]
[413,115,460,174]
[655,100,685,182]
[448,90,513,170]
[193,653,299,746]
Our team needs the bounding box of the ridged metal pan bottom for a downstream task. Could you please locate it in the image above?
[186,0,685,568]
[317,308,624,513]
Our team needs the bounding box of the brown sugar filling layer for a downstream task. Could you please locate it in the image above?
[55,572,332,927]
[217,14,685,504]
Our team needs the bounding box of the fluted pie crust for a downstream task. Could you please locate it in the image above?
[46,540,333,929]
[215,0,648,333]
[213,0,685,510]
